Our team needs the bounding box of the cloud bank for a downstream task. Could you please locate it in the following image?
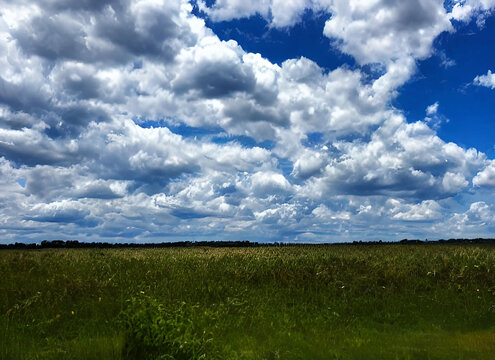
[0,0,494,243]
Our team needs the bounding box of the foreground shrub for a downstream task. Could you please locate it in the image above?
[120,293,214,360]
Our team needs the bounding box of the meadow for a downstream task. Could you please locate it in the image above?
[1,244,495,359]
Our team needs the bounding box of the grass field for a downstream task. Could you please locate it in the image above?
[1,244,495,359]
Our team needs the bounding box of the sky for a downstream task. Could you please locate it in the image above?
[0,0,494,244]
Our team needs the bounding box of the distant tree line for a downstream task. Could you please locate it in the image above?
[1,238,495,249]
[0,240,259,250]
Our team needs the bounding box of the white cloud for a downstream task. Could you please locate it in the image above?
[198,0,312,27]
[473,160,495,187]
[254,203,298,224]
[297,115,484,200]
[450,0,495,23]
[426,102,439,116]
[198,0,270,22]
[390,199,442,221]
[291,149,326,179]
[441,172,469,193]
[323,0,452,66]
[312,204,351,220]
[474,70,495,89]
[424,101,448,129]
[435,201,495,235]
[467,201,494,223]
[27,200,92,224]
[250,171,293,197]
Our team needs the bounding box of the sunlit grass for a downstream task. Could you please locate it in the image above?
[1,244,494,359]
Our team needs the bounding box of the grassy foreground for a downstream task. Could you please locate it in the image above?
[1,244,495,359]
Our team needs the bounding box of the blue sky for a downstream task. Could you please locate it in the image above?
[0,0,495,243]
[398,15,495,157]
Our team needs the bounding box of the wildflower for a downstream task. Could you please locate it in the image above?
[98,297,102,302]
[71,311,75,315]
[56,314,61,319]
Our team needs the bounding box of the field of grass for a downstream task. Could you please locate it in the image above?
[1,244,495,359]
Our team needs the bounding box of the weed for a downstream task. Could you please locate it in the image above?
[120,293,214,359]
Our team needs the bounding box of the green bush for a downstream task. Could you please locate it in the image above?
[120,292,214,360]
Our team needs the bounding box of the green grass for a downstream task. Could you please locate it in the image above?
[1,244,495,359]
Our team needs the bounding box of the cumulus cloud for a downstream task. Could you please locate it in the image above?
[323,0,452,66]
[198,0,309,27]
[473,160,495,187]
[473,70,495,89]
[434,201,495,236]
[424,102,448,129]
[389,199,442,221]
[26,200,93,224]
[426,102,439,116]
[312,204,351,221]
[298,115,483,201]
[250,171,293,197]
[10,0,193,63]
[450,0,495,23]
